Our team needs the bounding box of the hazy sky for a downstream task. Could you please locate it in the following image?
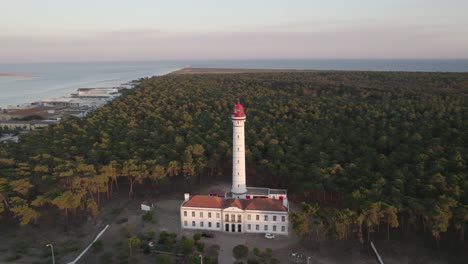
[1,0,467,62]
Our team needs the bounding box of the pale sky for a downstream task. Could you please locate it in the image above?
[1,0,467,62]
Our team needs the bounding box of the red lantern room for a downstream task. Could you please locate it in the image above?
[233,101,245,117]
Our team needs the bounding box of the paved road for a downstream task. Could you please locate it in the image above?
[181,230,300,263]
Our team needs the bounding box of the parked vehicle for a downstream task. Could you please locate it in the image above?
[265,233,275,239]
[201,232,215,238]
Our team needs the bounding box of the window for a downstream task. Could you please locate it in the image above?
[256,225,259,230]
[237,215,241,222]
[216,213,220,219]
[264,215,268,221]
[208,222,212,228]
[192,221,195,227]
[231,214,235,221]
[184,220,187,226]
[256,215,259,221]
[264,225,268,231]
[273,215,277,222]
[225,214,229,221]
[200,221,204,227]
[247,215,251,221]
[248,224,251,230]
[200,212,203,218]
[237,160,239,163]
[184,211,187,217]
[281,226,286,232]
[208,212,212,218]
[273,225,277,231]
[192,211,195,217]
[282,216,286,222]
[216,222,220,228]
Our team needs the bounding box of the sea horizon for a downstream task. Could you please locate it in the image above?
[1,59,468,109]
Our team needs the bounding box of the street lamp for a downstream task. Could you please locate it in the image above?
[46,244,55,264]
[198,253,203,264]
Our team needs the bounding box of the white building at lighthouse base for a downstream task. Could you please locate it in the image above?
[180,192,289,235]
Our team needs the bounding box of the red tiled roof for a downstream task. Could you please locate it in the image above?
[183,195,224,209]
[223,198,246,209]
[182,195,287,212]
[244,198,287,211]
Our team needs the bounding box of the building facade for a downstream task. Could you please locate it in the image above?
[180,195,289,235]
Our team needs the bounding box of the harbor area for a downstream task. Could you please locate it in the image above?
[0,82,137,142]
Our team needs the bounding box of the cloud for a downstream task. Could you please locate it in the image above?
[0,25,467,62]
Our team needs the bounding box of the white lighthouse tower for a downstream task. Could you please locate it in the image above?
[231,101,248,198]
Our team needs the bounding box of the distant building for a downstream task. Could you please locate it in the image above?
[181,101,289,235]
[0,106,55,121]
[77,88,119,98]
[0,120,57,130]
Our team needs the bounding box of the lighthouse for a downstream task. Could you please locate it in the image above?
[180,100,290,235]
[231,101,247,198]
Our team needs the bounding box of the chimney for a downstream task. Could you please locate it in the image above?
[184,193,190,202]
[282,197,289,208]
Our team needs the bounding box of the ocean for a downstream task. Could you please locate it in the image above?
[1,59,467,108]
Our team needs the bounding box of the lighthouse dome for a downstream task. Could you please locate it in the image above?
[233,101,245,117]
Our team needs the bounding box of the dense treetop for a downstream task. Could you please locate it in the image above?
[0,70,466,246]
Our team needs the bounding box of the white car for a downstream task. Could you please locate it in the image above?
[265,233,275,239]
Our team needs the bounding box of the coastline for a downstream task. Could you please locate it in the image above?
[169,67,318,75]
[0,66,182,109]
[0,73,34,77]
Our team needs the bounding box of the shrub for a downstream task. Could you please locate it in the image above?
[181,236,194,254]
[142,211,154,222]
[247,258,259,264]
[128,236,141,256]
[204,256,218,264]
[92,240,104,253]
[158,231,177,249]
[233,244,248,259]
[156,253,172,264]
[193,233,201,241]
[252,247,261,257]
[195,241,205,252]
